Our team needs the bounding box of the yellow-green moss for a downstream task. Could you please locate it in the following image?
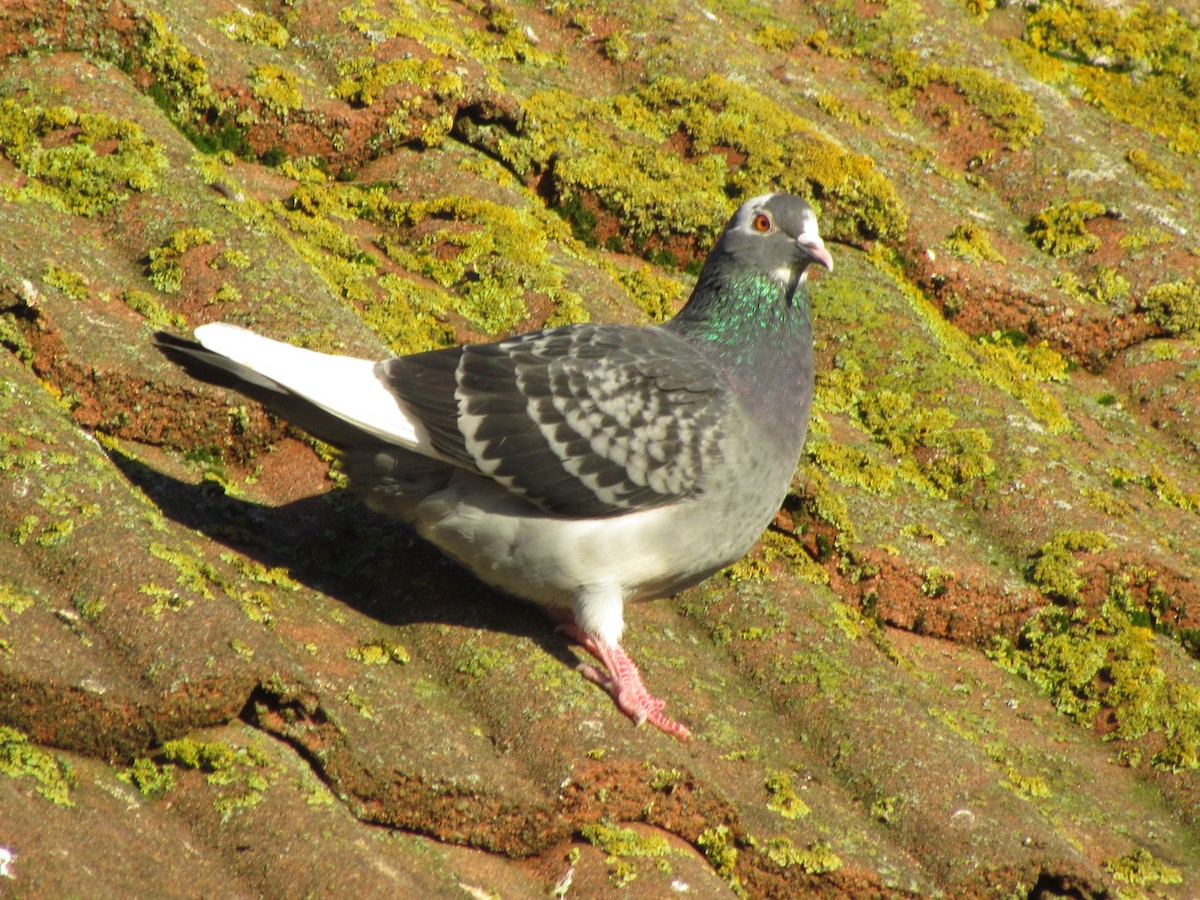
[122,289,186,329]
[348,639,410,666]
[487,75,906,256]
[1124,148,1185,190]
[607,262,683,324]
[808,441,897,495]
[1027,529,1113,601]
[600,31,631,62]
[148,227,216,294]
[0,582,34,626]
[752,24,799,52]
[854,390,995,497]
[455,644,510,679]
[42,264,90,301]
[580,822,672,858]
[160,737,267,784]
[1025,1,1200,156]
[1140,279,1200,336]
[945,221,1006,263]
[879,253,1073,432]
[917,64,1044,149]
[251,64,306,119]
[764,771,810,819]
[0,726,74,806]
[141,10,221,124]
[212,10,289,48]
[1053,267,1129,306]
[0,100,167,216]
[990,580,1200,771]
[369,193,587,334]
[1104,848,1184,887]
[579,822,674,888]
[120,757,177,796]
[333,56,464,108]
[762,837,844,874]
[1028,200,1107,257]
[696,824,741,890]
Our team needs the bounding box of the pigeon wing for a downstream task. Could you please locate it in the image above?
[378,325,729,517]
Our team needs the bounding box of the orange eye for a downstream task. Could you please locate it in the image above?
[751,212,772,233]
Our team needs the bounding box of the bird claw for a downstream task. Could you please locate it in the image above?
[563,627,691,741]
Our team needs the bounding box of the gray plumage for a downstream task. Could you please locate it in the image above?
[156,192,833,739]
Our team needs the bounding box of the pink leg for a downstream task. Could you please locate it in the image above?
[559,624,691,741]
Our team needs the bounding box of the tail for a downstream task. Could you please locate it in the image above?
[155,324,433,454]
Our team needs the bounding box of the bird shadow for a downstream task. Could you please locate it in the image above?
[105,447,577,665]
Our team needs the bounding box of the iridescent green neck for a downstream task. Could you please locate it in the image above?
[663,266,814,445]
[666,269,813,368]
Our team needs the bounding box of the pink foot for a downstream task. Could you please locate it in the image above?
[559,625,691,741]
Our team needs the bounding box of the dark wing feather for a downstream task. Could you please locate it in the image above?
[377,324,728,517]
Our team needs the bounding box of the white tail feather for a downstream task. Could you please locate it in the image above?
[194,323,433,453]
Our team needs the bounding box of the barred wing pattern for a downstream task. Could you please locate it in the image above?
[379,325,728,517]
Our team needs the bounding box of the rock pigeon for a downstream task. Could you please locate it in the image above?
[156,192,832,741]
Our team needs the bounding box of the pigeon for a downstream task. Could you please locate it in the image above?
[156,192,832,741]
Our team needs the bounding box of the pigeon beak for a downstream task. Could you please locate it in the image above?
[796,232,833,273]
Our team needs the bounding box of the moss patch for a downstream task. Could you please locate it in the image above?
[0,726,75,806]
[991,579,1200,772]
[1141,279,1200,336]
[1028,200,1108,257]
[0,99,167,216]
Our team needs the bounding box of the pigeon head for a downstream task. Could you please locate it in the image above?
[713,193,833,296]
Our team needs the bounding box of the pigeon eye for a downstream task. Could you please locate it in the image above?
[751,212,773,233]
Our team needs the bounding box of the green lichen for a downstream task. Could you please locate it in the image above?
[1028,200,1108,257]
[1124,149,1185,190]
[148,227,216,294]
[1024,0,1200,156]
[579,822,672,859]
[607,262,683,324]
[1054,267,1130,307]
[120,757,177,797]
[348,640,410,666]
[148,541,221,602]
[1004,767,1052,798]
[42,264,90,301]
[1104,848,1184,887]
[1141,466,1200,513]
[808,441,896,496]
[601,31,631,62]
[696,824,742,893]
[251,65,306,119]
[370,194,587,334]
[1027,530,1114,601]
[752,24,799,52]
[333,56,464,109]
[0,726,75,806]
[122,289,185,329]
[764,771,810,819]
[455,645,510,679]
[990,580,1200,771]
[855,389,995,497]
[762,838,844,874]
[0,100,168,216]
[161,738,240,779]
[485,74,905,256]
[1140,279,1200,336]
[945,221,1006,263]
[0,582,34,626]
[212,10,289,49]
[140,10,221,124]
[880,253,1073,432]
[907,63,1044,149]
[160,736,273,819]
